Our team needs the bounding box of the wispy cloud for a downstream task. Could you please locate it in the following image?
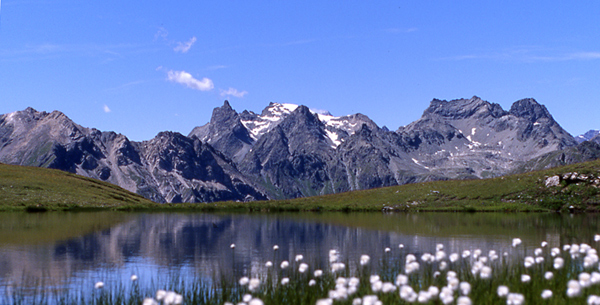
[206,65,228,71]
[0,42,145,62]
[167,70,214,91]
[174,37,197,53]
[220,87,248,98]
[384,27,418,34]
[154,27,169,42]
[103,105,111,113]
[443,47,600,63]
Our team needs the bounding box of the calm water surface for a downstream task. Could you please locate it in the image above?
[0,211,599,294]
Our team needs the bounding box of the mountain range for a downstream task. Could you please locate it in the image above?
[1,96,597,203]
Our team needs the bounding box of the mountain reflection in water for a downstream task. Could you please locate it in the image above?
[0,212,598,291]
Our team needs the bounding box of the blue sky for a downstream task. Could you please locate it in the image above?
[1,1,599,141]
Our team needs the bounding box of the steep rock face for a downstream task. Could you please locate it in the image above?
[239,106,339,199]
[0,108,266,203]
[513,141,600,174]
[188,101,254,163]
[397,96,577,178]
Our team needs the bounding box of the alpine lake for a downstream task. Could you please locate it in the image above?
[2,211,600,305]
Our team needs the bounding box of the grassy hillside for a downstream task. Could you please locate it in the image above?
[196,158,600,213]
[0,163,155,211]
[2,159,600,212]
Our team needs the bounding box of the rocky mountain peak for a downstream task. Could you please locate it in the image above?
[210,100,238,125]
[423,96,503,119]
[509,98,553,122]
[576,130,600,144]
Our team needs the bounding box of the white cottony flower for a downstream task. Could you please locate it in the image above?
[371,280,382,292]
[447,271,457,280]
[545,271,554,280]
[497,285,509,297]
[554,257,565,269]
[314,269,323,277]
[273,245,279,250]
[524,256,535,268]
[395,274,408,286]
[156,290,167,301]
[248,298,264,305]
[243,294,253,302]
[360,255,371,266]
[265,261,273,267]
[331,262,345,273]
[405,261,420,274]
[521,274,531,283]
[449,253,459,263]
[480,266,492,279]
[295,254,304,262]
[567,279,582,297]
[249,278,260,291]
[369,275,381,284]
[536,256,545,264]
[417,290,431,303]
[564,244,571,251]
[541,289,553,299]
[142,298,159,305]
[399,244,404,249]
[507,293,525,305]
[406,254,416,264]
[315,299,333,305]
[459,282,471,295]
[440,287,454,304]
[580,272,592,287]
[281,277,290,285]
[382,282,396,293]
[436,243,444,251]
[462,250,471,259]
[535,248,543,256]
[280,261,289,269]
[299,263,309,273]
[591,272,600,284]
[385,247,391,253]
[448,278,459,291]
[399,285,416,300]
[595,234,600,242]
[439,261,448,271]
[94,281,104,289]
[512,238,522,247]
[131,275,138,281]
[551,247,561,257]
[428,286,440,299]
[421,253,433,263]
[457,296,472,305]
[239,277,249,286]
[230,243,236,249]
[309,279,316,286]
[588,295,600,305]
[541,241,548,247]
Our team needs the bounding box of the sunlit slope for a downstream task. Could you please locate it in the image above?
[0,163,155,210]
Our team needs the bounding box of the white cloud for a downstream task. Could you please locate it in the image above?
[103,105,111,113]
[174,37,197,53]
[167,70,214,91]
[220,87,248,98]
